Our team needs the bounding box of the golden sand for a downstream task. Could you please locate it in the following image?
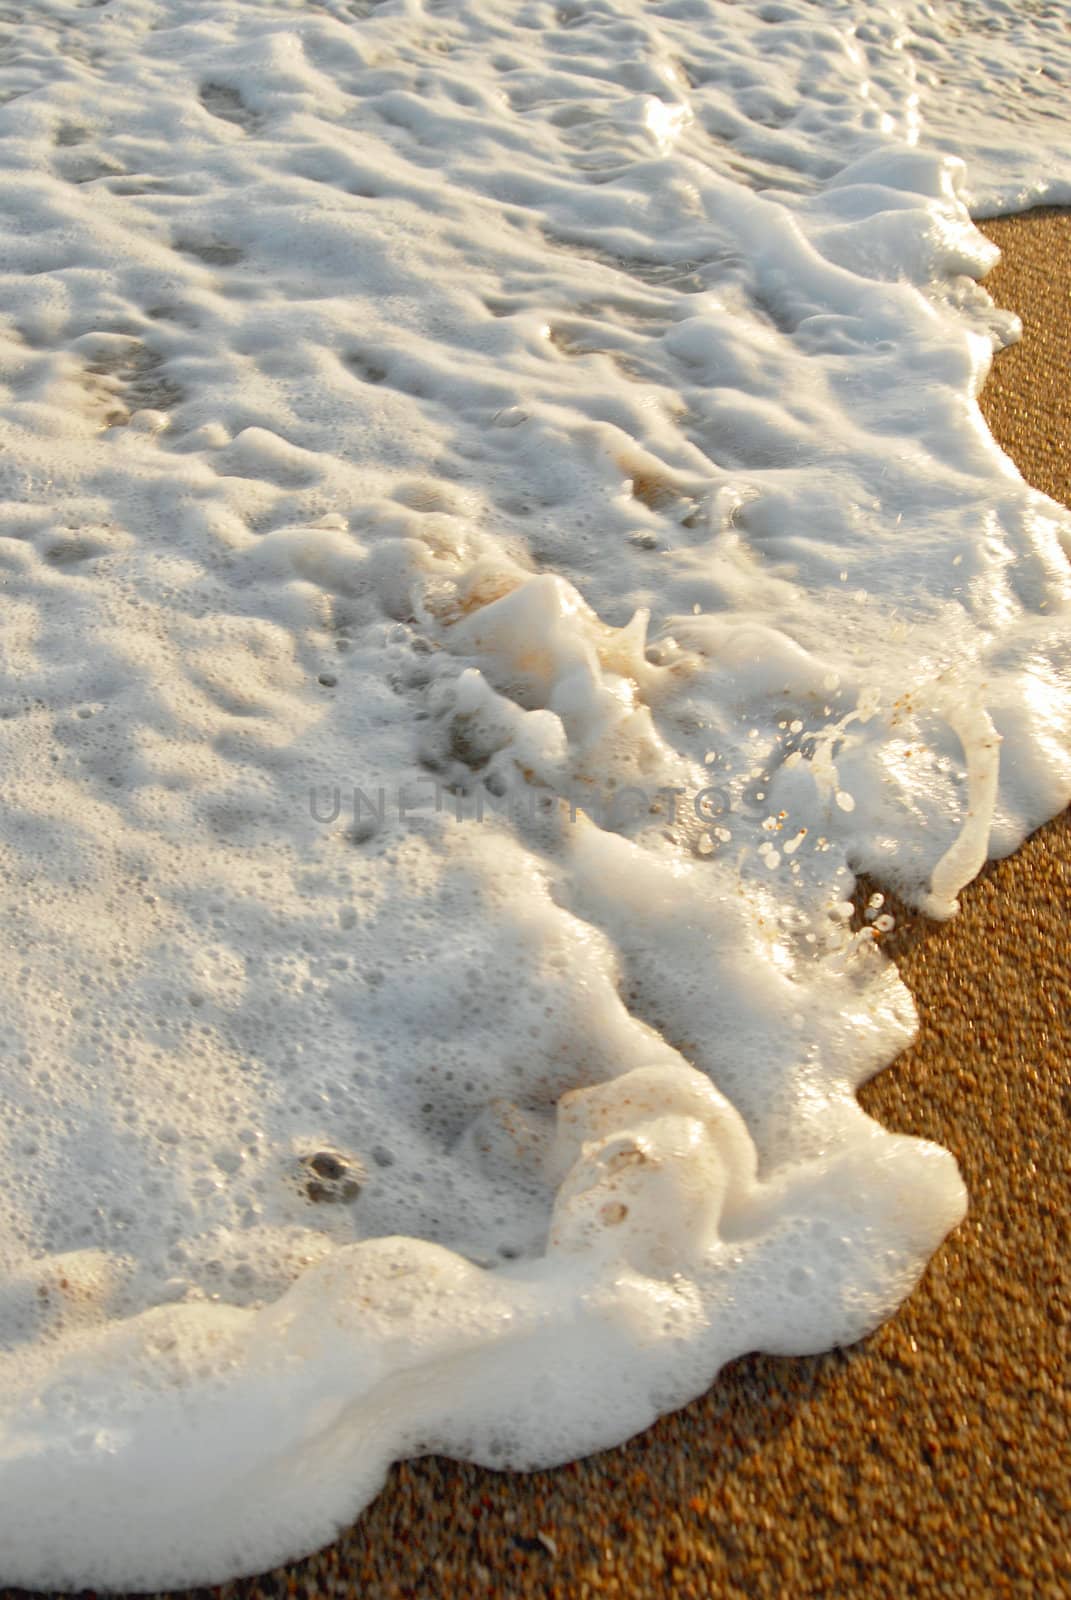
[5,212,1070,1600]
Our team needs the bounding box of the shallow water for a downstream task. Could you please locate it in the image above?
[0,0,1069,1587]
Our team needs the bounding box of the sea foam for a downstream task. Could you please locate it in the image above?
[0,0,1069,1587]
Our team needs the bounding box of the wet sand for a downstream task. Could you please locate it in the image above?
[6,211,1070,1600]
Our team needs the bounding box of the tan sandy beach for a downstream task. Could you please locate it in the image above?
[4,210,1069,1600]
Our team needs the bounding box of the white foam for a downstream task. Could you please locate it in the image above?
[0,0,1069,1587]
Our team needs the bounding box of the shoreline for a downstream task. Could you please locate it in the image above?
[5,210,1069,1600]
